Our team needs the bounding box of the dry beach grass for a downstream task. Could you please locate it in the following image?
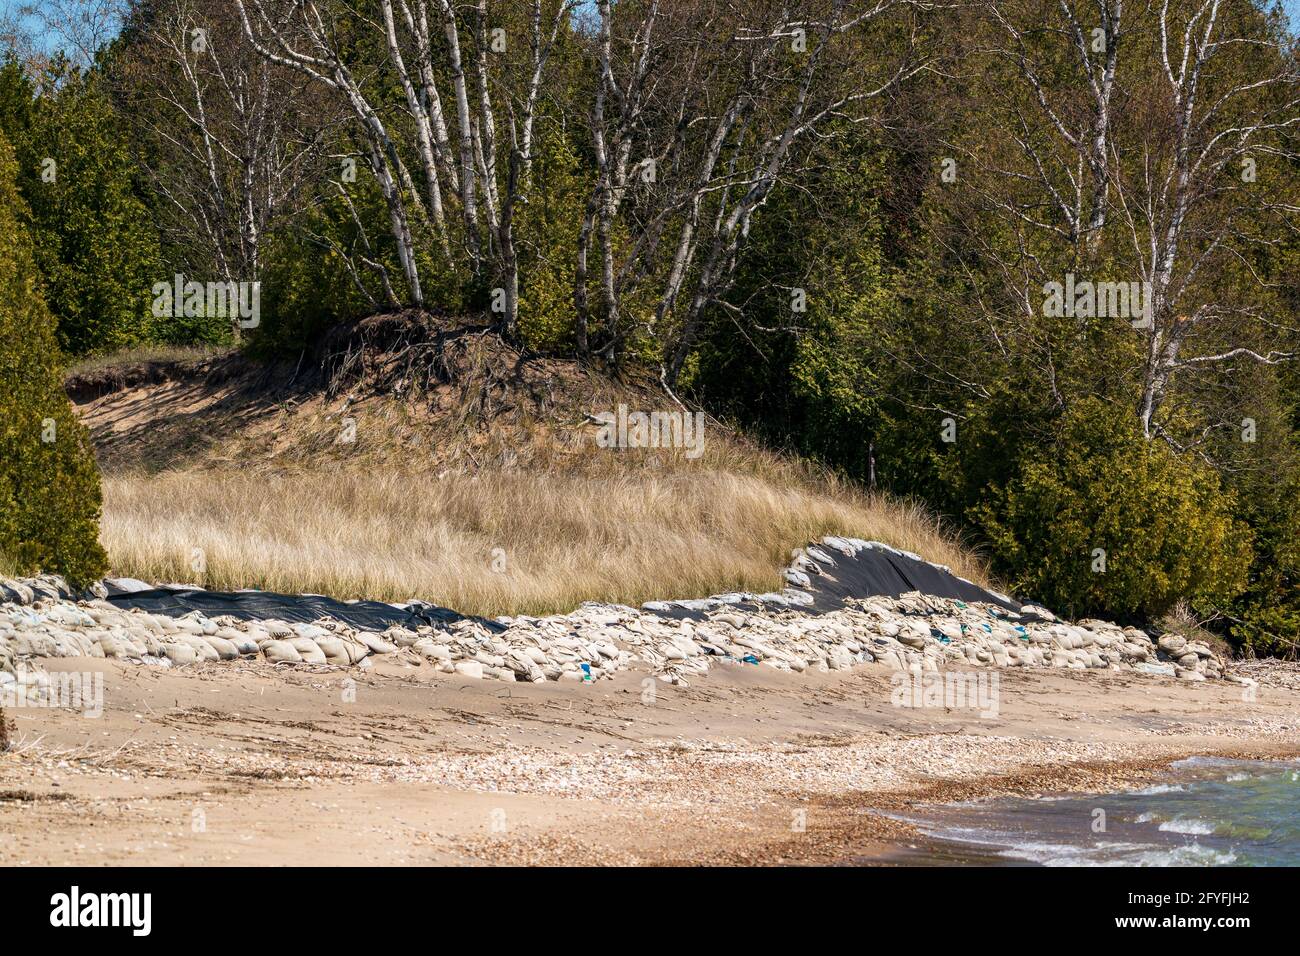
[100,466,981,617]
[75,338,990,615]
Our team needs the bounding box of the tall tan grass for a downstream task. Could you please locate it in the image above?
[100,467,988,617]
[83,339,993,616]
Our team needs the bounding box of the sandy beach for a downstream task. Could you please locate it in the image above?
[3,655,1296,866]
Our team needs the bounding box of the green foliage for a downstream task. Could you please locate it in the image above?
[0,61,160,356]
[1229,494,1300,656]
[252,160,474,355]
[972,400,1252,619]
[1218,396,1300,656]
[0,129,108,585]
[252,219,375,356]
[516,128,585,352]
[0,59,34,140]
[692,126,896,475]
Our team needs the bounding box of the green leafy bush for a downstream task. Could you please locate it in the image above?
[0,129,108,585]
[515,128,585,352]
[973,400,1251,619]
[1227,472,1300,656]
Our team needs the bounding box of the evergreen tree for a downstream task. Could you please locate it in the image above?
[0,59,159,355]
[0,127,108,585]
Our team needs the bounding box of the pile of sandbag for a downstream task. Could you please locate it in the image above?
[0,552,1243,688]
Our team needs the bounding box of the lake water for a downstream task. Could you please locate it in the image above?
[887,757,1300,866]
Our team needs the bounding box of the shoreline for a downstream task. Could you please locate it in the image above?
[2,657,1297,866]
[721,746,1300,867]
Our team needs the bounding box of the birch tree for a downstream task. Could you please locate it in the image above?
[980,0,1127,248]
[1126,0,1300,440]
[1,0,127,74]
[934,0,1300,446]
[233,0,576,332]
[120,0,331,296]
[570,0,932,386]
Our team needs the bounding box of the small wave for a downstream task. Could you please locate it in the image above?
[1130,783,1187,795]
[1158,817,1217,835]
[996,841,1095,865]
[1127,844,1238,867]
[1019,842,1236,867]
[896,756,1297,866]
[997,841,1157,867]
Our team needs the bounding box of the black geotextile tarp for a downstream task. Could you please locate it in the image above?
[799,545,1019,613]
[104,586,506,633]
[103,542,1015,632]
[647,543,1021,621]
